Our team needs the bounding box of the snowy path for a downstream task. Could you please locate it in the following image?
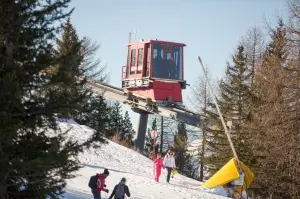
[55,120,228,199]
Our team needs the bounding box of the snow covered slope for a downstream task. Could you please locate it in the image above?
[55,120,228,199]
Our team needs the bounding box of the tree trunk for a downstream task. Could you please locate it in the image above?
[0,144,8,199]
[200,129,206,181]
[160,116,163,153]
[200,79,207,182]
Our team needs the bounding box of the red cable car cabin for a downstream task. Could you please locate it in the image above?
[122,40,187,107]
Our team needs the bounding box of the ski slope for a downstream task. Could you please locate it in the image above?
[55,119,229,199]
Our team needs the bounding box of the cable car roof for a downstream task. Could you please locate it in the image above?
[126,40,186,47]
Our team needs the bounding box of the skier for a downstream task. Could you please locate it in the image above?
[154,153,164,182]
[163,149,176,183]
[108,177,131,199]
[88,168,110,199]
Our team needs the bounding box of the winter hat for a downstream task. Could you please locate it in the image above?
[120,177,126,184]
[103,168,109,175]
[121,177,126,182]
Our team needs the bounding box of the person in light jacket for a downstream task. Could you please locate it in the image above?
[163,149,176,183]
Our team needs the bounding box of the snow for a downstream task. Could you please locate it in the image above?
[53,119,229,199]
[187,138,214,157]
[187,139,202,156]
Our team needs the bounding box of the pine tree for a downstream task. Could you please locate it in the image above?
[50,18,88,119]
[206,45,254,174]
[119,111,135,146]
[76,95,109,142]
[50,18,108,121]
[151,117,157,131]
[182,153,196,179]
[80,37,108,81]
[108,101,123,138]
[241,26,265,88]
[144,118,159,155]
[249,21,293,198]
[0,1,105,198]
[173,122,188,172]
[144,128,152,155]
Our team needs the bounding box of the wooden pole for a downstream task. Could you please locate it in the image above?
[197,56,241,167]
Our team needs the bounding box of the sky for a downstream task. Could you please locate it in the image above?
[68,0,288,131]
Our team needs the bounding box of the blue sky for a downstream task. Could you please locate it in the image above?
[69,0,287,129]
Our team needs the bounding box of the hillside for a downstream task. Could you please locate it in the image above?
[55,120,229,199]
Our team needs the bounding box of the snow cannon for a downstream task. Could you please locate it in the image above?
[202,158,254,197]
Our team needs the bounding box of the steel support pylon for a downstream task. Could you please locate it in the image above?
[135,113,149,152]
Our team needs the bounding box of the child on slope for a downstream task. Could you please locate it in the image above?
[154,153,164,182]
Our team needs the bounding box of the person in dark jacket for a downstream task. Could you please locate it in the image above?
[89,169,110,199]
[108,177,130,199]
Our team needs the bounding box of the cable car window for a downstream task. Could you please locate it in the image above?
[178,46,183,79]
[153,49,157,59]
[171,46,183,79]
[131,49,136,66]
[152,43,164,78]
[146,45,150,77]
[163,51,171,79]
[137,48,143,74]
[130,49,136,74]
[126,46,131,78]
[161,49,164,58]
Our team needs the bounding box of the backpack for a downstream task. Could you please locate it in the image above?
[88,175,98,189]
[115,183,125,198]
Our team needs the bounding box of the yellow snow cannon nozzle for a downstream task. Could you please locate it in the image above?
[202,157,254,193]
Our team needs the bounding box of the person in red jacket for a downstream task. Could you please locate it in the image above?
[90,169,110,199]
[154,153,164,182]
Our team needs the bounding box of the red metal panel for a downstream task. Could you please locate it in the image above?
[125,87,155,100]
[125,80,183,102]
[152,81,182,102]
[126,40,186,47]
[149,40,186,47]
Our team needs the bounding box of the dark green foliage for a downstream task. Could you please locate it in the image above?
[75,95,109,143]
[151,118,157,131]
[51,18,108,120]
[144,118,159,155]
[108,102,123,138]
[76,97,136,146]
[0,1,107,198]
[119,111,135,145]
[144,129,153,155]
[50,18,88,119]
[206,45,254,174]
[173,122,188,172]
[181,153,197,179]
